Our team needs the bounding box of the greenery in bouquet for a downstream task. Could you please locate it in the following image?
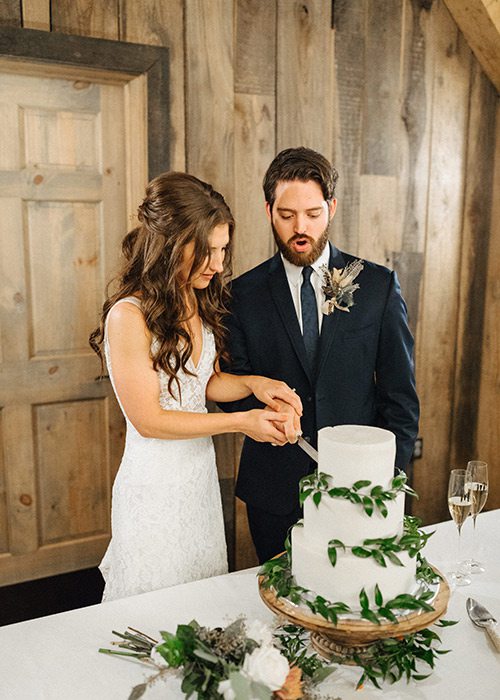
[99,618,333,699]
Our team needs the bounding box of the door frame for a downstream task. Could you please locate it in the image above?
[0,25,169,180]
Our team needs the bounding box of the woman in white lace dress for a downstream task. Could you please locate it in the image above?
[89,172,302,601]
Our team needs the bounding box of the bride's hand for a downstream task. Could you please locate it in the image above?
[247,377,303,416]
[267,399,301,444]
[240,409,291,445]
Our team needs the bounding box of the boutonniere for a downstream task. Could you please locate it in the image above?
[320,259,364,314]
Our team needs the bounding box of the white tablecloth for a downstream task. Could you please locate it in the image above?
[0,510,499,699]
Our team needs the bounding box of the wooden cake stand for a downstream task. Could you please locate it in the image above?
[258,568,450,663]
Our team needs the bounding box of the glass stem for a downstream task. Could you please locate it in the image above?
[457,526,462,568]
[471,516,477,554]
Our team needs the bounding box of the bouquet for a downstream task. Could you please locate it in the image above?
[99,618,333,699]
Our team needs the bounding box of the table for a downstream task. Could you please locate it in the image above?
[0,510,499,699]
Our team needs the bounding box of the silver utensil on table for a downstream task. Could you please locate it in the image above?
[466,597,500,651]
[297,435,319,463]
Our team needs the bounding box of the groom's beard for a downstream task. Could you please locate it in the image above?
[272,223,329,267]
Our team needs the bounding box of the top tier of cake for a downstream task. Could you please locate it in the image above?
[318,424,396,486]
[305,425,401,547]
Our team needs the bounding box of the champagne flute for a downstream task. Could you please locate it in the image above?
[447,468,472,586]
[463,460,488,573]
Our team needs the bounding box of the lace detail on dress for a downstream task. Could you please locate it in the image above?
[100,297,228,601]
[155,324,214,413]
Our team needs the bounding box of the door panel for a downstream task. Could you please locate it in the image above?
[27,201,102,355]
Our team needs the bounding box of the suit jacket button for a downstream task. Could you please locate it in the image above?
[306,395,313,402]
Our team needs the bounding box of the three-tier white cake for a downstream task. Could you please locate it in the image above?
[291,424,417,610]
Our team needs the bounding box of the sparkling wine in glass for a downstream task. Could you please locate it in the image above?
[464,460,488,573]
[447,468,471,586]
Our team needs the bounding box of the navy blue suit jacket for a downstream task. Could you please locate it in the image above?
[219,244,419,516]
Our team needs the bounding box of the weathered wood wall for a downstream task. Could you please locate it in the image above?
[1,0,498,571]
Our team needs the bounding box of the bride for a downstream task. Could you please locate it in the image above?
[89,171,302,601]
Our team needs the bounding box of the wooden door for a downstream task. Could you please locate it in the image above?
[0,69,136,585]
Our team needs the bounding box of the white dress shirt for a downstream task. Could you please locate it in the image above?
[280,244,330,333]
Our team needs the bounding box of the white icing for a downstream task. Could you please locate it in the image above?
[317,424,395,485]
[292,527,416,609]
[291,425,416,612]
[302,491,405,548]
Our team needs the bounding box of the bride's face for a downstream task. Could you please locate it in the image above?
[180,223,230,289]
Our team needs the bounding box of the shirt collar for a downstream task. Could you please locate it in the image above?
[280,243,330,286]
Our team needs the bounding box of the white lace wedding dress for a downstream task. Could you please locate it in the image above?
[100,297,228,601]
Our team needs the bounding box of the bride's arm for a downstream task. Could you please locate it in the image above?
[106,302,289,443]
[206,370,302,443]
[205,369,302,413]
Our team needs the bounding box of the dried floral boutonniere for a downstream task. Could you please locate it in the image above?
[320,259,364,314]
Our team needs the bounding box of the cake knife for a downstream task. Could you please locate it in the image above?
[297,436,319,463]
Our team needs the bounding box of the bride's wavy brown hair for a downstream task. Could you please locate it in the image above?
[89,171,234,397]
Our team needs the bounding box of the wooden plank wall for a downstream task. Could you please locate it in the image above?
[1,0,498,570]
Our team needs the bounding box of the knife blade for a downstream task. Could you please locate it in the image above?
[466,597,500,652]
[297,436,319,463]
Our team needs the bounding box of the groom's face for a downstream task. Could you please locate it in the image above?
[266,179,337,267]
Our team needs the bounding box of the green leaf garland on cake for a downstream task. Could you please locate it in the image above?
[325,515,432,569]
[299,469,417,516]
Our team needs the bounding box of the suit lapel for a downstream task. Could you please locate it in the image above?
[316,244,346,379]
[267,254,313,382]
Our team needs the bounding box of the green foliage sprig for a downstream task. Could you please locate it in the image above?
[357,584,435,625]
[327,515,433,568]
[259,551,308,604]
[304,596,352,625]
[416,552,441,585]
[352,619,458,689]
[273,624,335,684]
[299,470,417,517]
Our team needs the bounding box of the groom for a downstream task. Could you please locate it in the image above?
[220,147,419,563]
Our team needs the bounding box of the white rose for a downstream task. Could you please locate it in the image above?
[245,619,274,646]
[217,679,236,700]
[242,646,289,691]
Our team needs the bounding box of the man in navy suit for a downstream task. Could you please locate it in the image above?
[219,147,419,563]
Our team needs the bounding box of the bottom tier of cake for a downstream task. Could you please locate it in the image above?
[291,526,417,611]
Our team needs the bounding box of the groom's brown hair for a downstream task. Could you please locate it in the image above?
[263,147,339,211]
